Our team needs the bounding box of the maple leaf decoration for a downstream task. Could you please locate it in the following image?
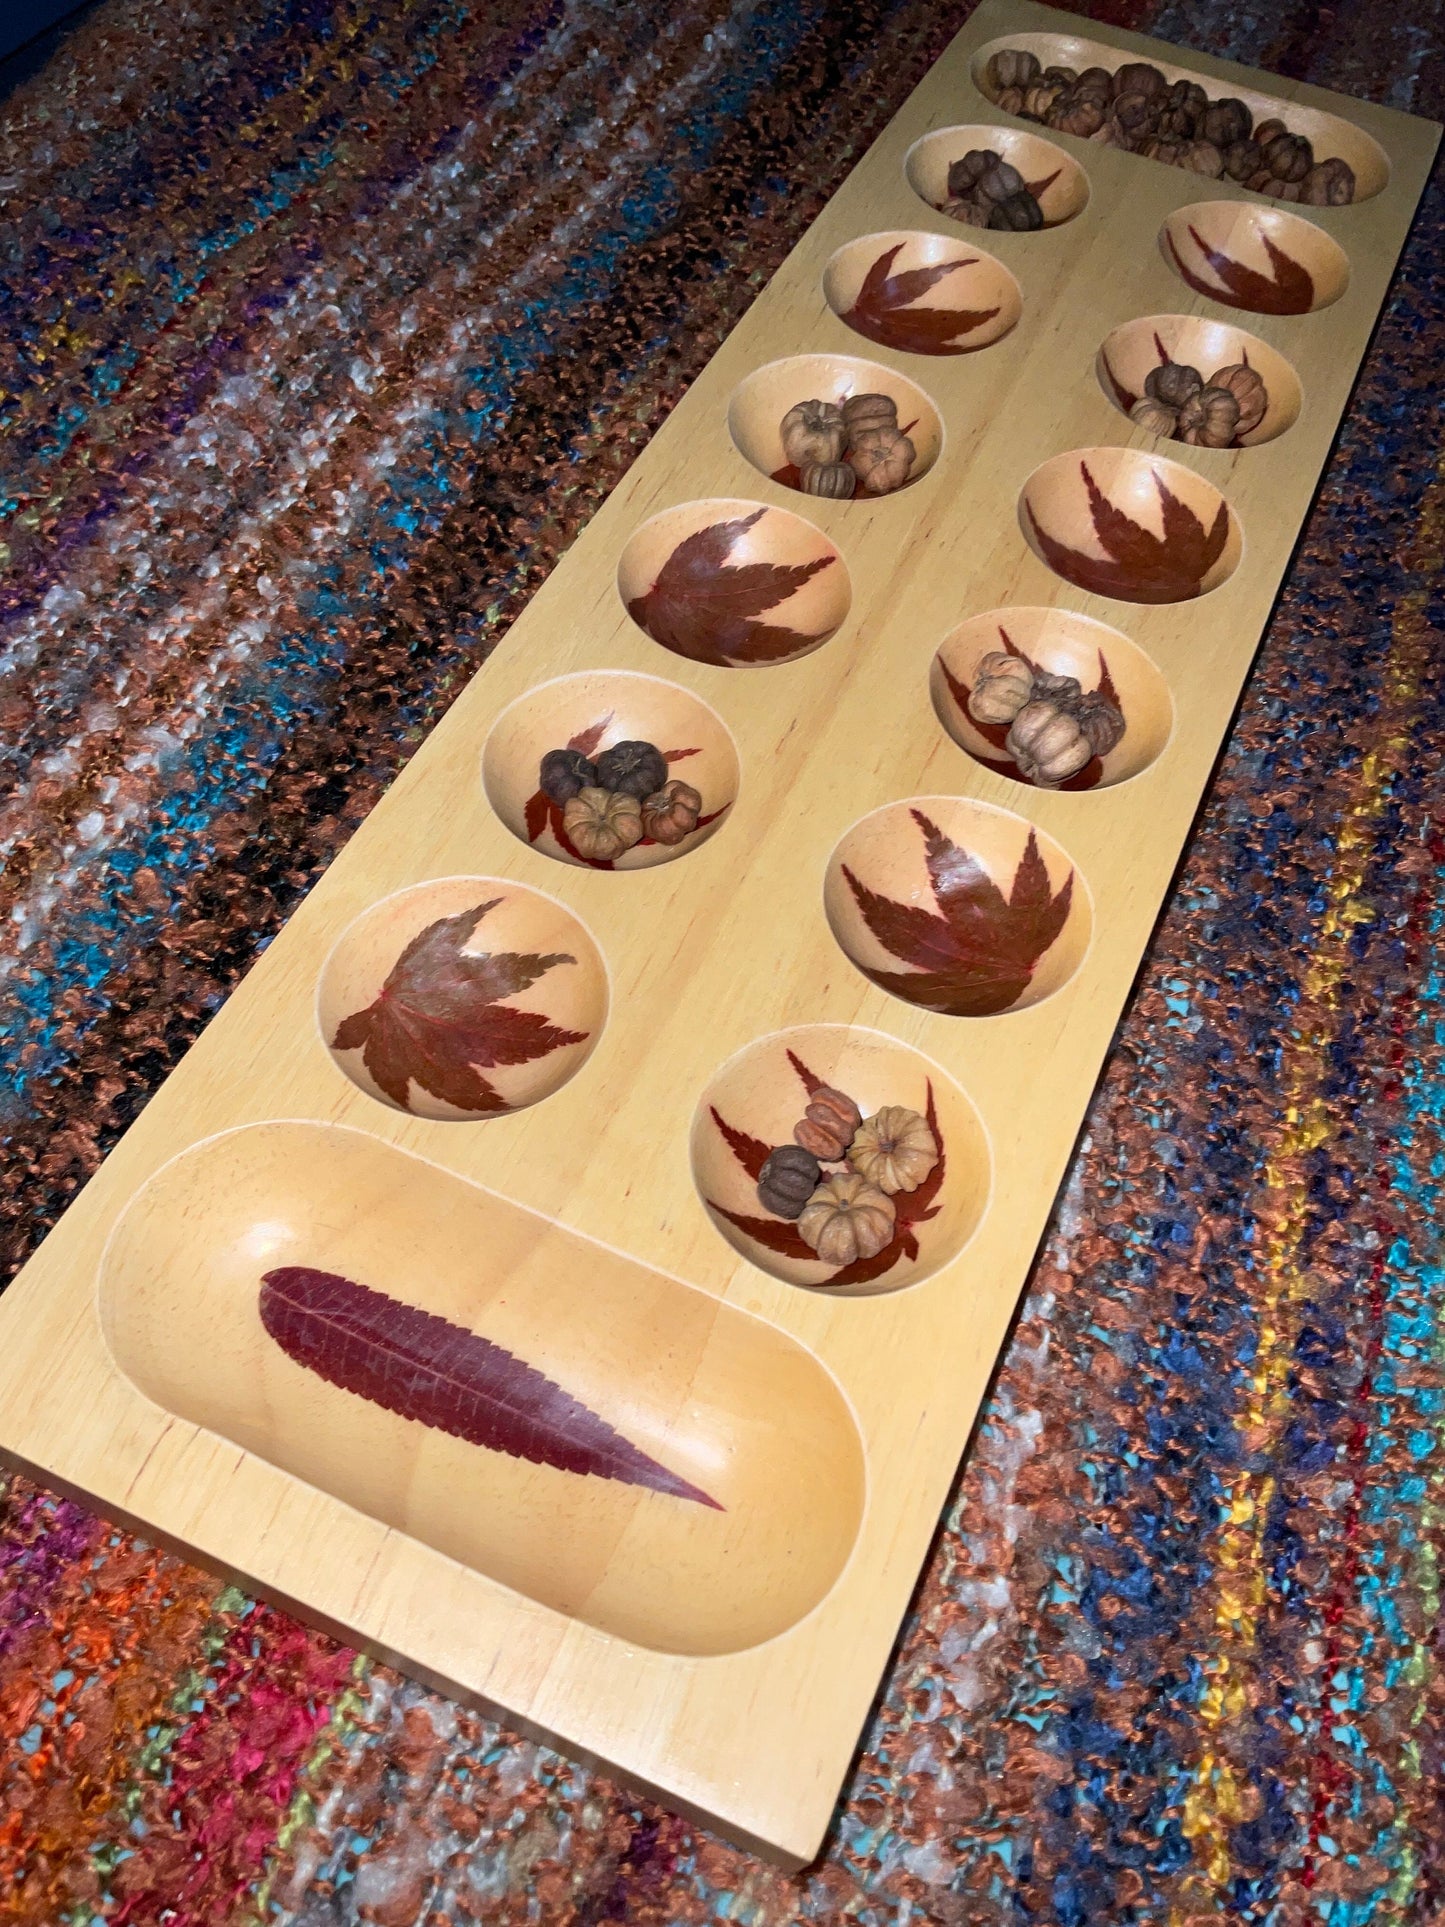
[261,1266,720,1507]
[840,242,1000,355]
[1026,459,1231,604]
[627,508,836,667]
[703,1053,948,1287]
[1165,223,1314,317]
[842,809,1074,1016]
[521,717,726,867]
[938,625,1121,793]
[333,899,587,1114]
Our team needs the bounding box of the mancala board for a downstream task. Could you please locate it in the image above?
[0,0,1437,1869]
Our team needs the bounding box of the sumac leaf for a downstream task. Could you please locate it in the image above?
[259,1266,720,1508]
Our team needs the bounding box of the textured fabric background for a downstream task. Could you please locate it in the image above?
[1,0,1443,1920]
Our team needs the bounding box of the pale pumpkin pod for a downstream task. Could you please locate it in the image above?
[1005,700,1093,787]
[848,1106,939,1195]
[797,1171,897,1267]
[562,786,644,861]
[967,651,1035,725]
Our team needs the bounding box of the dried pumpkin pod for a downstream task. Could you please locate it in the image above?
[1090,119,1134,151]
[1157,80,1206,140]
[1243,167,1277,194]
[1178,384,1241,448]
[539,747,598,805]
[1209,362,1268,435]
[595,739,668,799]
[1263,131,1312,181]
[1145,360,1204,410]
[947,148,1004,196]
[1048,92,1106,138]
[780,398,846,468]
[1111,91,1162,140]
[1042,64,1079,88]
[1222,137,1263,181]
[1113,60,1168,98]
[563,786,644,862]
[940,194,992,230]
[640,779,702,846]
[1074,65,1115,99]
[1180,139,1224,177]
[1302,156,1355,205]
[800,460,856,499]
[842,391,899,435]
[794,1084,864,1162]
[1073,690,1126,759]
[757,1144,822,1220]
[994,85,1026,116]
[1142,137,1187,166]
[1271,178,1305,203]
[797,1171,897,1268]
[989,190,1044,232]
[1021,79,1068,122]
[1253,117,1286,147]
[1006,700,1094,787]
[1130,395,1180,438]
[1032,669,1085,708]
[848,1105,939,1195]
[967,650,1035,725]
[1201,97,1252,147]
[849,430,915,496]
[972,158,1025,204]
[984,47,1040,95]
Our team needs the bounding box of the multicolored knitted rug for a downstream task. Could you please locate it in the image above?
[2,0,1443,1919]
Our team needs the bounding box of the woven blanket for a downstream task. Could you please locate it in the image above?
[2,0,1443,1919]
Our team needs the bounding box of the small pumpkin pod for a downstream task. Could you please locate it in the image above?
[1271,179,1305,203]
[1177,385,1241,448]
[1074,65,1115,99]
[539,747,598,805]
[1222,137,1263,181]
[1201,97,1252,148]
[848,1106,938,1195]
[1157,78,1207,139]
[595,739,668,799]
[1042,64,1079,88]
[1006,700,1093,787]
[940,195,992,229]
[1209,362,1268,435]
[1129,396,1179,438]
[988,190,1044,232]
[1142,138,1188,166]
[1074,691,1126,760]
[756,1144,822,1220]
[1048,92,1106,139]
[848,431,915,496]
[1180,139,1225,177]
[1145,359,1204,410]
[780,398,846,468]
[797,1172,897,1268]
[1302,157,1355,205]
[946,148,1004,197]
[563,787,644,862]
[972,158,1025,204]
[1253,117,1287,147]
[841,391,898,435]
[967,650,1035,725]
[800,460,856,499]
[1110,91,1162,141]
[640,779,702,846]
[994,85,1026,116]
[984,47,1040,95]
[794,1085,864,1162]
[1263,131,1312,182]
[1021,80,1067,122]
[1113,60,1168,98]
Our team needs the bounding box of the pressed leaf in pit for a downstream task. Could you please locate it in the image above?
[937,624,1121,791]
[1025,460,1231,603]
[842,809,1074,1016]
[705,1051,947,1288]
[332,899,588,1114]
[1164,223,1315,316]
[260,1266,720,1508]
[626,508,837,666]
[840,242,1001,355]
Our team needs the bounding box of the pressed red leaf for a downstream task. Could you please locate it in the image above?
[523,789,550,843]
[841,863,963,975]
[1025,461,1228,603]
[1100,350,1138,415]
[711,1105,774,1181]
[705,1200,817,1261]
[260,1267,719,1508]
[332,900,588,1114]
[894,1082,946,1228]
[844,815,1074,1015]
[567,716,612,758]
[1024,166,1062,203]
[627,508,836,666]
[786,1048,826,1096]
[1096,650,1121,713]
[1165,223,1315,316]
[841,242,999,355]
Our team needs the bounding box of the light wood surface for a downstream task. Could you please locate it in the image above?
[0,0,1436,1867]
